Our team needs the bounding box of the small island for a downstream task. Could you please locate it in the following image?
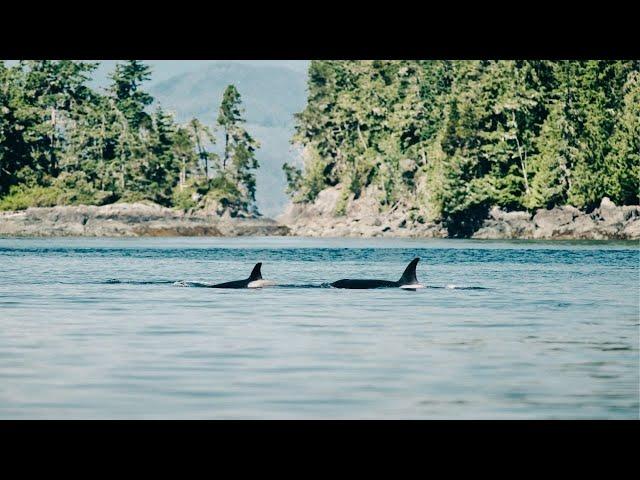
[0,62,265,224]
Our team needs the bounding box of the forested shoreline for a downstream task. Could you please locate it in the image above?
[284,60,639,236]
[0,60,261,216]
[1,60,638,239]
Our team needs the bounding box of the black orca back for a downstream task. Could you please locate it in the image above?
[331,279,398,289]
[209,262,263,288]
[330,257,421,289]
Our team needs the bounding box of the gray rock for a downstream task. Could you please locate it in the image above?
[278,184,448,239]
[623,217,640,238]
[488,206,532,222]
[358,216,378,226]
[600,197,617,210]
[473,207,535,239]
[0,202,289,237]
[594,197,628,225]
[277,185,639,240]
[534,205,579,230]
[571,214,599,238]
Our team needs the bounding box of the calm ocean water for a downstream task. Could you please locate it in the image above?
[0,236,638,419]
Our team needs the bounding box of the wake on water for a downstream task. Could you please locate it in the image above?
[172,280,330,289]
[170,281,488,290]
[102,256,487,290]
[103,279,176,285]
[98,279,488,290]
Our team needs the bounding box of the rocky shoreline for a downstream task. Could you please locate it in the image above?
[278,187,447,238]
[1,195,638,240]
[278,186,640,241]
[0,202,290,237]
[473,199,640,240]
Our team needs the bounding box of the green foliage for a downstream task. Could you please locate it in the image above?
[286,147,331,202]
[289,60,640,234]
[107,60,153,130]
[334,187,351,216]
[216,85,261,214]
[282,162,303,199]
[0,171,111,210]
[524,102,573,209]
[187,118,218,178]
[55,171,114,205]
[0,61,261,216]
[171,184,199,211]
[603,70,640,205]
[217,85,243,132]
[202,174,244,212]
[0,183,63,210]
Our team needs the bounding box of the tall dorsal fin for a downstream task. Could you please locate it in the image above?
[248,262,262,281]
[398,257,420,285]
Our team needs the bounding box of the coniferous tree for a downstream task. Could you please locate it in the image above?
[216,85,260,213]
[288,59,639,235]
[187,118,217,179]
[107,61,153,130]
[2,59,638,229]
[0,60,265,215]
[525,101,574,209]
[604,70,640,205]
[0,60,98,194]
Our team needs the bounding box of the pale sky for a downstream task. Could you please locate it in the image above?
[3,60,310,88]
[92,60,310,88]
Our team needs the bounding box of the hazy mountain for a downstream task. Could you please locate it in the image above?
[148,62,309,216]
[91,60,309,89]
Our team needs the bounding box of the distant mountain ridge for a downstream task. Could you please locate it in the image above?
[148,62,308,216]
[150,62,307,127]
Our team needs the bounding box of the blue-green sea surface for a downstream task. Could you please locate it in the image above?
[0,237,638,419]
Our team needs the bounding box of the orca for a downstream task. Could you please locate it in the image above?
[330,257,423,289]
[208,262,274,289]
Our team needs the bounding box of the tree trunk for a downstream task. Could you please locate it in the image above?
[356,123,367,151]
[180,158,186,190]
[223,132,229,170]
[193,123,208,179]
[50,107,57,174]
[511,112,530,195]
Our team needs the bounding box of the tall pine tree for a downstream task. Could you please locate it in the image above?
[216,85,260,214]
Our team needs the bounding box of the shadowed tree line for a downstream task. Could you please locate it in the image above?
[0,60,260,216]
[284,60,639,236]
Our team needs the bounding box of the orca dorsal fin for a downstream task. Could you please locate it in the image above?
[248,262,262,281]
[398,257,420,285]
